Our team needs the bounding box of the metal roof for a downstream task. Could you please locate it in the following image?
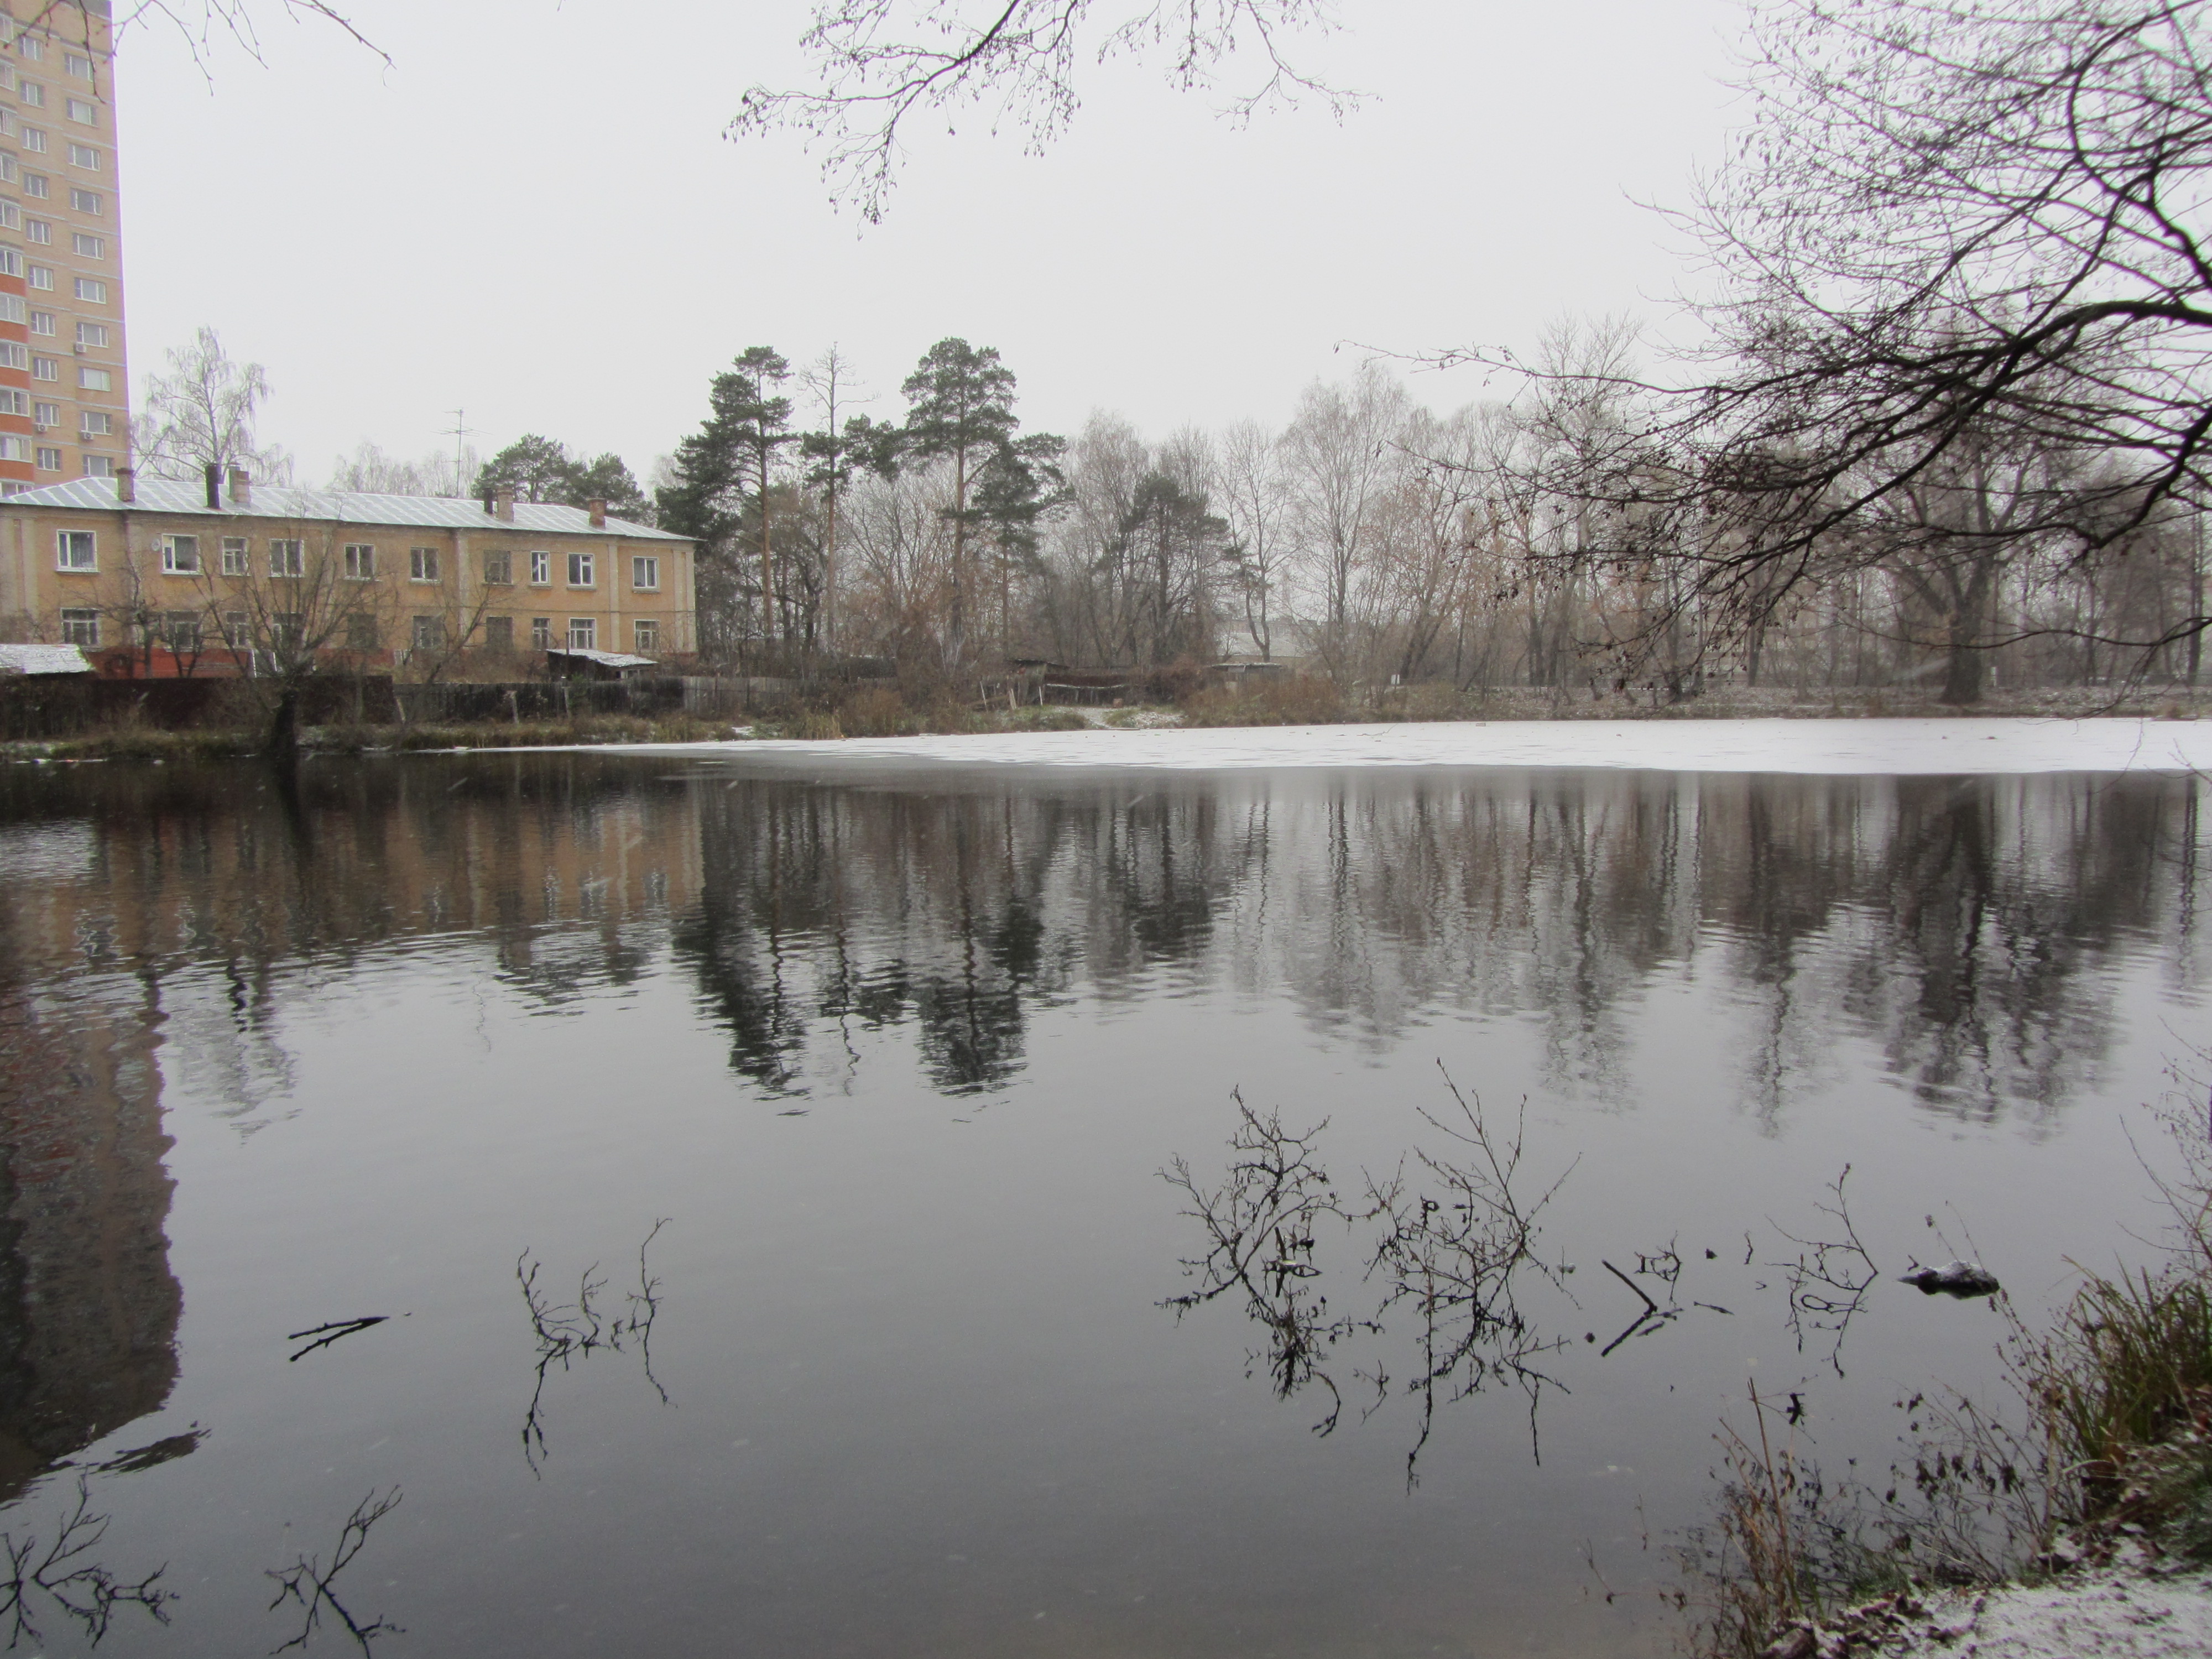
[548,648,660,669]
[0,643,93,676]
[0,478,692,542]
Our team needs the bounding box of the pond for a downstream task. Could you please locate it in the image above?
[0,744,2204,1657]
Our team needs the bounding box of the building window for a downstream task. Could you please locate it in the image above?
[20,222,43,248]
[59,606,97,646]
[161,611,201,651]
[65,143,97,170]
[18,126,44,153]
[30,358,56,382]
[70,232,100,258]
[342,542,375,580]
[63,54,90,82]
[346,613,380,651]
[33,446,58,471]
[0,156,15,185]
[27,264,50,290]
[566,551,593,587]
[76,367,109,392]
[567,617,596,650]
[411,615,445,651]
[75,321,105,348]
[34,401,60,426]
[29,312,54,338]
[160,533,200,574]
[0,343,23,371]
[22,174,44,200]
[67,187,97,214]
[528,549,550,585]
[221,610,248,647]
[79,411,109,436]
[634,619,660,654]
[409,546,439,581]
[55,529,92,570]
[16,38,42,65]
[529,617,551,649]
[15,77,41,103]
[269,539,303,577]
[631,555,659,591]
[0,248,20,278]
[0,388,25,415]
[0,202,18,231]
[482,550,512,585]
[0,435,29,461]
[272,613,303,649]
[81,453,112,477]
[220,537,248,575]
[0,295,21,326]
[483,615,514,650]
[71,277,103,304]
[64,97,92,124]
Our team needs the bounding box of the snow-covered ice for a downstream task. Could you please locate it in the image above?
[1884,1569,2212,1658]
[619,717,2212,775]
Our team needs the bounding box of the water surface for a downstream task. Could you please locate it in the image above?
[0,753,2204,1657]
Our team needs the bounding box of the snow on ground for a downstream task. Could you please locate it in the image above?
[622,718,2212,775]
[1876,1568,2212,1658]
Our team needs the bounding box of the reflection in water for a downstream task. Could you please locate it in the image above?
[0,1475,174,1647]
[1163,1079,1577,1480]
[2,760,2201,1125]
[265,1488,403,1656]
[0,970,181,1504]
[517,1222,670,1474]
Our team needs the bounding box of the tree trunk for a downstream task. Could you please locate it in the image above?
[265,686,301,761]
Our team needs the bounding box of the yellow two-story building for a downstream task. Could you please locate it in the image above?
[0,471,697,673]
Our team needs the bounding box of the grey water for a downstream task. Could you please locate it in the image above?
[0,752,2204,1658]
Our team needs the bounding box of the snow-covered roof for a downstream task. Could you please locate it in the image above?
[0,478,691,542]
[0,643,92,676]
[547,648,659,670]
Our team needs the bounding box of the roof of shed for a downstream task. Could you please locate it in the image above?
[0,478,690,542]
[0,643,93,676]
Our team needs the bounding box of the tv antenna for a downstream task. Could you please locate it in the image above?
[444,408,479,490]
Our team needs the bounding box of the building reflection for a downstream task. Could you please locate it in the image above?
[0,965,180,1504]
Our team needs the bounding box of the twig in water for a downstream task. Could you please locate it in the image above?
[286,1317,389,1363]
[265,1488,401,1655]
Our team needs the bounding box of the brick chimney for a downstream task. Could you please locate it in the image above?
[227,467,251,507]
[494,487,516,523]
[117,466,135,505]
[203,462,221,510]
[587,497,607,529]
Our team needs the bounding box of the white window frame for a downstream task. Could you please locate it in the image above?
[79,410,110,436]
[343,542,376,581]
[75,366,109,392]
[71,277,103,304]
[566,550,594,588]
[160,533,200,575]
[65,142,98,170]
[411,614,445,651]
[482,550,512,586]
[70,232,100,258]
[528,549,550,586]
[409,545,440,582]
[634,619,660,654]
[220,536,248,576]
[55,528,93,571]
[566,617,596,650]
[33,446,59,472]
[269,538,304,578]
[631,555,659,591]
[529,617,551,649]
[58,606,97,646]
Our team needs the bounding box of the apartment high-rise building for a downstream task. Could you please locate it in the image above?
[0,1,122,494]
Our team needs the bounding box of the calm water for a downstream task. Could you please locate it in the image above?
[0,751,2205,1658]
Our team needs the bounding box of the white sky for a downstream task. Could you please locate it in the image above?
[114,0,1746,482]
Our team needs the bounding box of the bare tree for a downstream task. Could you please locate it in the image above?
[1215,418,1290,660]
[327,439,482,497]
[1283,362,1410,680]
[136,326,292,484]
[735,0,1353,221]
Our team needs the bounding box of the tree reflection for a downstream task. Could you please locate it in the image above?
[0,1475,173,1648]
[1162,1076,1575,1481]
[3,757,2202,1122]
[517,1222,670,1474]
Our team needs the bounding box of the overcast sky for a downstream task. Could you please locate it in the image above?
[114,0,1745,484]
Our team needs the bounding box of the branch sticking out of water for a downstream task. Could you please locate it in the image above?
[518,1219,672,1473]
[0,1476,173,1649]
[265,1488,402,1656]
